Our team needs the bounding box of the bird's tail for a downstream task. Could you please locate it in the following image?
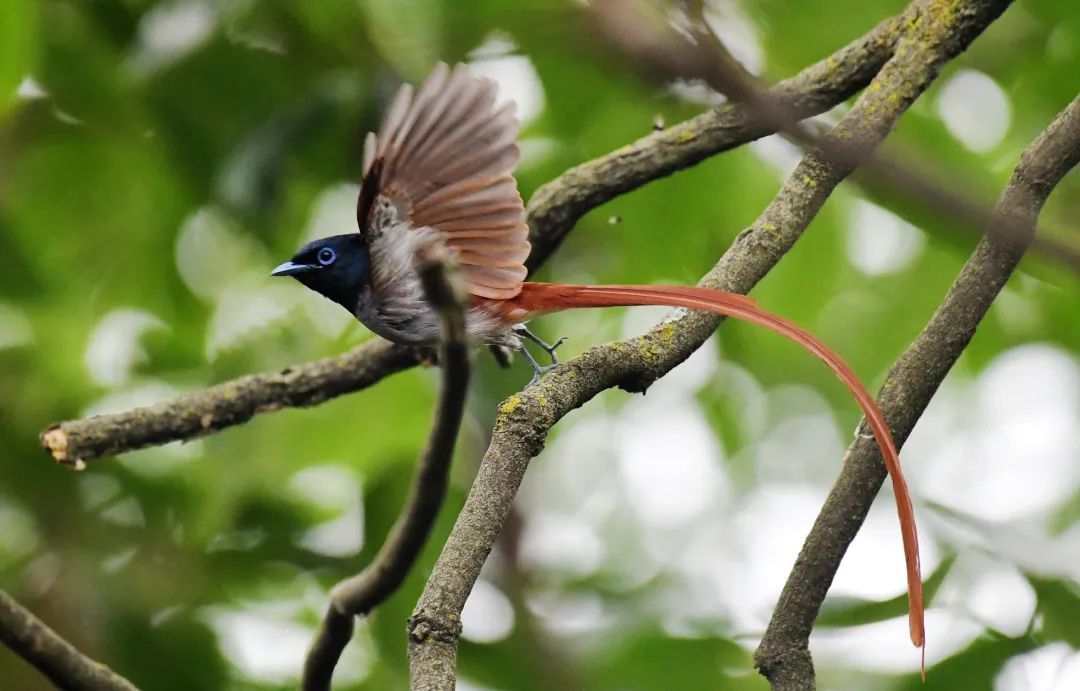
[510,281,925,656]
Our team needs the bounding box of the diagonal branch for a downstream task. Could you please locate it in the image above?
[0,589,140,691]
[754,93,1080,691]
[524,4,906,271]
[300,250,471,691]
[40,10,914,466]
[407,2,1011,688]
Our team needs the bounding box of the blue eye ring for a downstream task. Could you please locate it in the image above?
[317,247,336,266]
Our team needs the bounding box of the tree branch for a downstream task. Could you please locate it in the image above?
[0,589,140,691]
[524,3,907,271]
[41,5,916,466]
[594,0,1080,276]
[300,250,471,691]
[407,2,1011,688]
[754,93,1080,691]
[40,339,422,468]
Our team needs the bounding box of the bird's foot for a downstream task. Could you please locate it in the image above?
[513,325,567,386]
[526,363,558,388]
[512,325,567,366]
[515,339,560,387]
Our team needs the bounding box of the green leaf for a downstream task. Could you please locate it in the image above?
[1031,577,1080,648]
[896,635,1035,691]
[588,631,768,691]
[0,0,37,117]
[817,555,956,628]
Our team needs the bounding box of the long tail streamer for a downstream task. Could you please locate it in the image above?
[511,282,925,669]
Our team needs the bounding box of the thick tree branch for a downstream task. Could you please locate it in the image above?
[301,251,471,691]
[41,6,915,466]
[754,94,1080,691]
[0,589,139,691]
[407,2,1010,688]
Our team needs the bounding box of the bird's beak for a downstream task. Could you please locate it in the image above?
[271,260,315,277]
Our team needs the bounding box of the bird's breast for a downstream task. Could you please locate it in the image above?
[355,290,514,349]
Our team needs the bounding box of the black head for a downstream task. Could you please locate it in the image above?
[272,234,371,312]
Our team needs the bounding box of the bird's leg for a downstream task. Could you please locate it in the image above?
[515,342,553,387]
[511,326,567,386]
[512,325,567,365]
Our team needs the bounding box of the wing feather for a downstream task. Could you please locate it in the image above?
[358,62,530,300]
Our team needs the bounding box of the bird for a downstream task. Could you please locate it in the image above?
[272,62,924,666]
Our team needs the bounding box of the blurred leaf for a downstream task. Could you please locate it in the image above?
[0,0,38,117]
[358,0,443,78]
[587,631,767,691]
[817,555,956,628]
[1031,577,1080,648]
[114,611,229,691]
[896,635,1035,691]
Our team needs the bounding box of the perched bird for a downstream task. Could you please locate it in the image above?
[273,62,924,663]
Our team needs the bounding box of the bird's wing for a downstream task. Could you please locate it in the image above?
[358,62,531,300]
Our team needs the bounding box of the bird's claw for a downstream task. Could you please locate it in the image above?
[545,337,568,364]
[513,325,566,361]
[513,325,566,385]
[526,363,558,388]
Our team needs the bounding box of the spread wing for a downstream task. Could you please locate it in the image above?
[358,62,531,300]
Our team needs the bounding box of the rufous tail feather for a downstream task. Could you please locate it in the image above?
[507,282,925,665]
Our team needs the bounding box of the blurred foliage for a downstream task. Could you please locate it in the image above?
[1,1,1079,690]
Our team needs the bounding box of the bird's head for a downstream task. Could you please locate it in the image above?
[272,234,371,312]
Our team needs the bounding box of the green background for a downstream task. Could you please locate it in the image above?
[2,1,1078,689]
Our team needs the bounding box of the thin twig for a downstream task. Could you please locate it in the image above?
[40,10,912,465]
[300,250,471,691]
[0,589,140,691]
[407,2,1010,688]
[754,93,1080,691]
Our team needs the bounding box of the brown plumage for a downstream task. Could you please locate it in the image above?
[360,62,530,301]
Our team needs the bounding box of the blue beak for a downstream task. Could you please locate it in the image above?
[271,260,315,277]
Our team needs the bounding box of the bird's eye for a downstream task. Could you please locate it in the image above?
[317,247,336,266]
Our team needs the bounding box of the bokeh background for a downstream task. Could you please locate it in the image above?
[2,1,1079,689]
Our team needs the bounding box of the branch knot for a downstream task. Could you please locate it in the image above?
[407,610,463,645]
